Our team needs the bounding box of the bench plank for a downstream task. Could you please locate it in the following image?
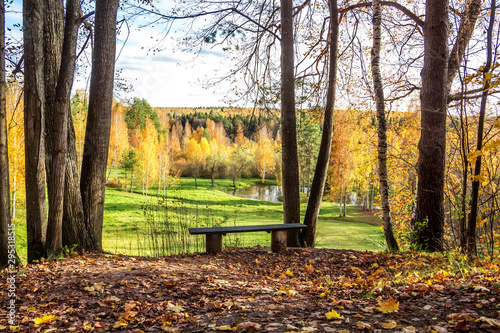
[189,223,306,235]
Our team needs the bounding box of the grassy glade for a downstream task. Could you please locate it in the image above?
[104,176,386,256]
[12,176,386,263]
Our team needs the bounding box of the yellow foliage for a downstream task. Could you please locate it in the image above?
[32,314,57,327]
[376,298,399,313]
[325,309,344,320]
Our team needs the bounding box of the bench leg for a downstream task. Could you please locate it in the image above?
[271,230,287,253]
[206,234,222,254]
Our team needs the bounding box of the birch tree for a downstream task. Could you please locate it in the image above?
[371,0,399,252]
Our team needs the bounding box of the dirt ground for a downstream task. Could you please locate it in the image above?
[1,247,499,332]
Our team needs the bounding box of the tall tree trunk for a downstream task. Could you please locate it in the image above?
[411,0,449,252]
[301,0,338,247]
[63,111,86,248]
[280,0,301,247]
[447,0,481,88]
[371,0,399,252]
[466,0,495,257]
[80,0,119,251]
[24,0,47,263]
[0,0,12,268]
[44,0,82,256]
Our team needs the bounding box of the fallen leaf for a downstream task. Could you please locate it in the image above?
[285,269,294,277]
[113,317,128,329]
[103,295,121,302]
[432,326,449,333]
[325,310,344,320]
[275,286,298,297]
[380,320,397,329]
[478,317,500,328]
[447,313,472,321]
[356,321,372,329]
[215,325,237,331]
[402,326,417,333]
[165,302,184,313]
[32,315,57,327]
[375,298,399,313]
[238,322,261,331]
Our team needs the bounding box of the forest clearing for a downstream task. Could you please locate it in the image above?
[2,0,500,332]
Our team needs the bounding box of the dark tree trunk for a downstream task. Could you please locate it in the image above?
[24,0,47,263]
[301,0,338,247]
[411,0,449,252]
[371,0,399,252]
[0,0,12,268]
[280,0,301,247]
[44,0,82,256]
[80,0,119,251]
[466,0,495,257]
[63,111,86,248]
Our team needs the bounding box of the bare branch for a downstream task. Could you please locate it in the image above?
[339,1,424,27]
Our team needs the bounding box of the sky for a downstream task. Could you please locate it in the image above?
[7,1,236,108]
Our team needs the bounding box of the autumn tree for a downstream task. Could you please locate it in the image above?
[410,0,450,252]
[23,0,48,262]
[80,0,120,251]
[229,146,254,188]
[255,125,276,184]
[280,0,301,246]
[0,0,11,268]
[6,83,24,220]
[371,0,399,252]
[465,0,496,257]
[107,101,129,181]
[302,0,339,247]
[136,119,159,195]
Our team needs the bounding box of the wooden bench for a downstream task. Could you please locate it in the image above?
[189,223,307,254]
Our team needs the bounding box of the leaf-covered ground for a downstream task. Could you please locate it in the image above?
[1,248,500,332]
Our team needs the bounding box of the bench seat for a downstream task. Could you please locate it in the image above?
[189,223,307,253]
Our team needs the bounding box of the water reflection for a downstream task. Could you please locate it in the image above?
[228,184,283,203]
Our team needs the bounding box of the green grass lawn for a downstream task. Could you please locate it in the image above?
[12,177,386,263]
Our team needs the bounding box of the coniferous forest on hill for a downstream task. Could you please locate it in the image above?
[1,0,500,332]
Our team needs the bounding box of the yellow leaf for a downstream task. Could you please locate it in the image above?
[376,298,399,313]
[215,325,237,331]
[285,269,294,277]
[325,309,344,320]
[381,320,398,329]
[275,286,298,297]
[467,150,482,164]
[32,314,57,327]
[113,317,128,328]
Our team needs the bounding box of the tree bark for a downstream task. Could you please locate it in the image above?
[466,0,495,257]
[0,0,12,268]
[411,0,449,252]
[24,0,47,263]
[301,0,338,248]
[371,0,399,252]
[80,0,119,251]
[44,0,82,256]
[63,111,86,248]
[280,0,301,247]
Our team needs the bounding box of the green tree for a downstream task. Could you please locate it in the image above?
[297,112,321,196]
